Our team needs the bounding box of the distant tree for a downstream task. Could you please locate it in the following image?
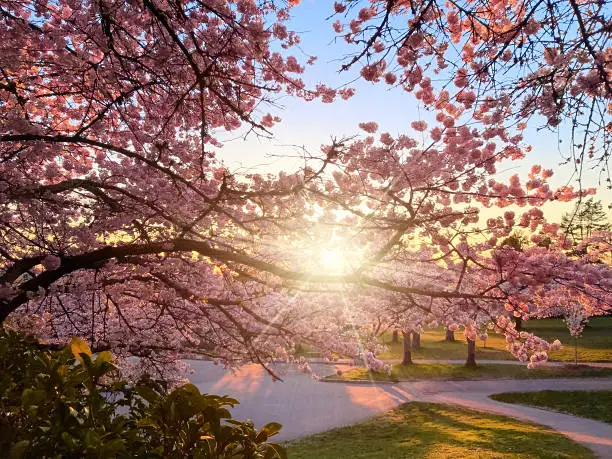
[561,198,610,243]
[445,328,456,342]
[563,303,589,366]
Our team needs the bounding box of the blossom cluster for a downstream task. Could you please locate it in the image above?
[364,351,392,376]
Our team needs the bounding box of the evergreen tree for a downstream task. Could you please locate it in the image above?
[561,199,610,243]
[500,231,530,251]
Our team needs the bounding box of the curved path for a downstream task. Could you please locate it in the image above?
[411,378,612,459]
[309,357,612,368]
[187,361,612,458]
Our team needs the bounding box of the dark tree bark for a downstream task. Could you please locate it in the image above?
[402,331,412,365]
[411,332,421,350]
[0,233,492,324]
[445,329,455,341]
[514,317,523,332]
[465,338,477,368]
[392,329,399,344]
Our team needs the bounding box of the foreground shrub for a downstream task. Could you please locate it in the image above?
[0,329,286,458]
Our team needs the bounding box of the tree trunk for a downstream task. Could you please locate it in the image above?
[402,331,412,365]
[411,332,421,350]
[574,337,578,366]
[392,329,399,344]
[445,329,455,341]
[514,317,523,332]
[465,339,477,368]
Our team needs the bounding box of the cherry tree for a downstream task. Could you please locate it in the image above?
[0,0,610,379]
[0,0,351,377]
[313,126,610,368]
[333,0,611,184]
[525,232,612,365]
[564,302,589,365]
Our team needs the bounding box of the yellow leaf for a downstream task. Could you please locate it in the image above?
[96,350,113,364]
[70,337,92,364]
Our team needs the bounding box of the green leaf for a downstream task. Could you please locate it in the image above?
[84,430,101,448]
[264,443,288,459]
[21,388,34,406]
[21,388,45,407]
[136,418,159,429]
[180,383,201,396]
[61,431,77,449]
[70,337,92,365]
[196,437,216,458]
[256,422,283,442]
[135,385,161,404]
[225,419,245,426]
[99,438,126,455]
[260,422,282,438]
[9,440,29,459]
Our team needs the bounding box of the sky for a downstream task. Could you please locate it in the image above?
[213,1,611,225]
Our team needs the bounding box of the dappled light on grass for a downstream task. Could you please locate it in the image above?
[435,393,534,422]
[377,317,612,363]
[287,403,594,458]
[377,328,516,361]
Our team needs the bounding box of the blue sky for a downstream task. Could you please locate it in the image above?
[215,1,611,224]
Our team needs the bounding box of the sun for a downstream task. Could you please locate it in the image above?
[320,247,347,274]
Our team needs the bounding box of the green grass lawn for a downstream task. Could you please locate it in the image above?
[522,317,612,363]
[377,329,513,361]
[286,402,594,458]
[377,316,612,363]
[325,363,612,382]
[490,390,612,424]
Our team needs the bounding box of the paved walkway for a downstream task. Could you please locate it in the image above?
[187,361,612,458]
[187,361,403,440]
[309,357,612,368]
[406,359,612,368]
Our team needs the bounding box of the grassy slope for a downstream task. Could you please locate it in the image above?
[377,316,612,363]
[325,363,612,382]
[377,329,512,361]
[287,402,593,459]
[523,317,612,363]
[490,390,612,424]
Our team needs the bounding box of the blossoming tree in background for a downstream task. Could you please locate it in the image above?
[564,303,588,366]
[0,0,610,379]
[531,279,609,366]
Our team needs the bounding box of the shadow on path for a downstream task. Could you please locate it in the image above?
[187,360,612,457]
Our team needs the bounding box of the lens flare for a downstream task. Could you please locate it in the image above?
[320,248,347,273]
